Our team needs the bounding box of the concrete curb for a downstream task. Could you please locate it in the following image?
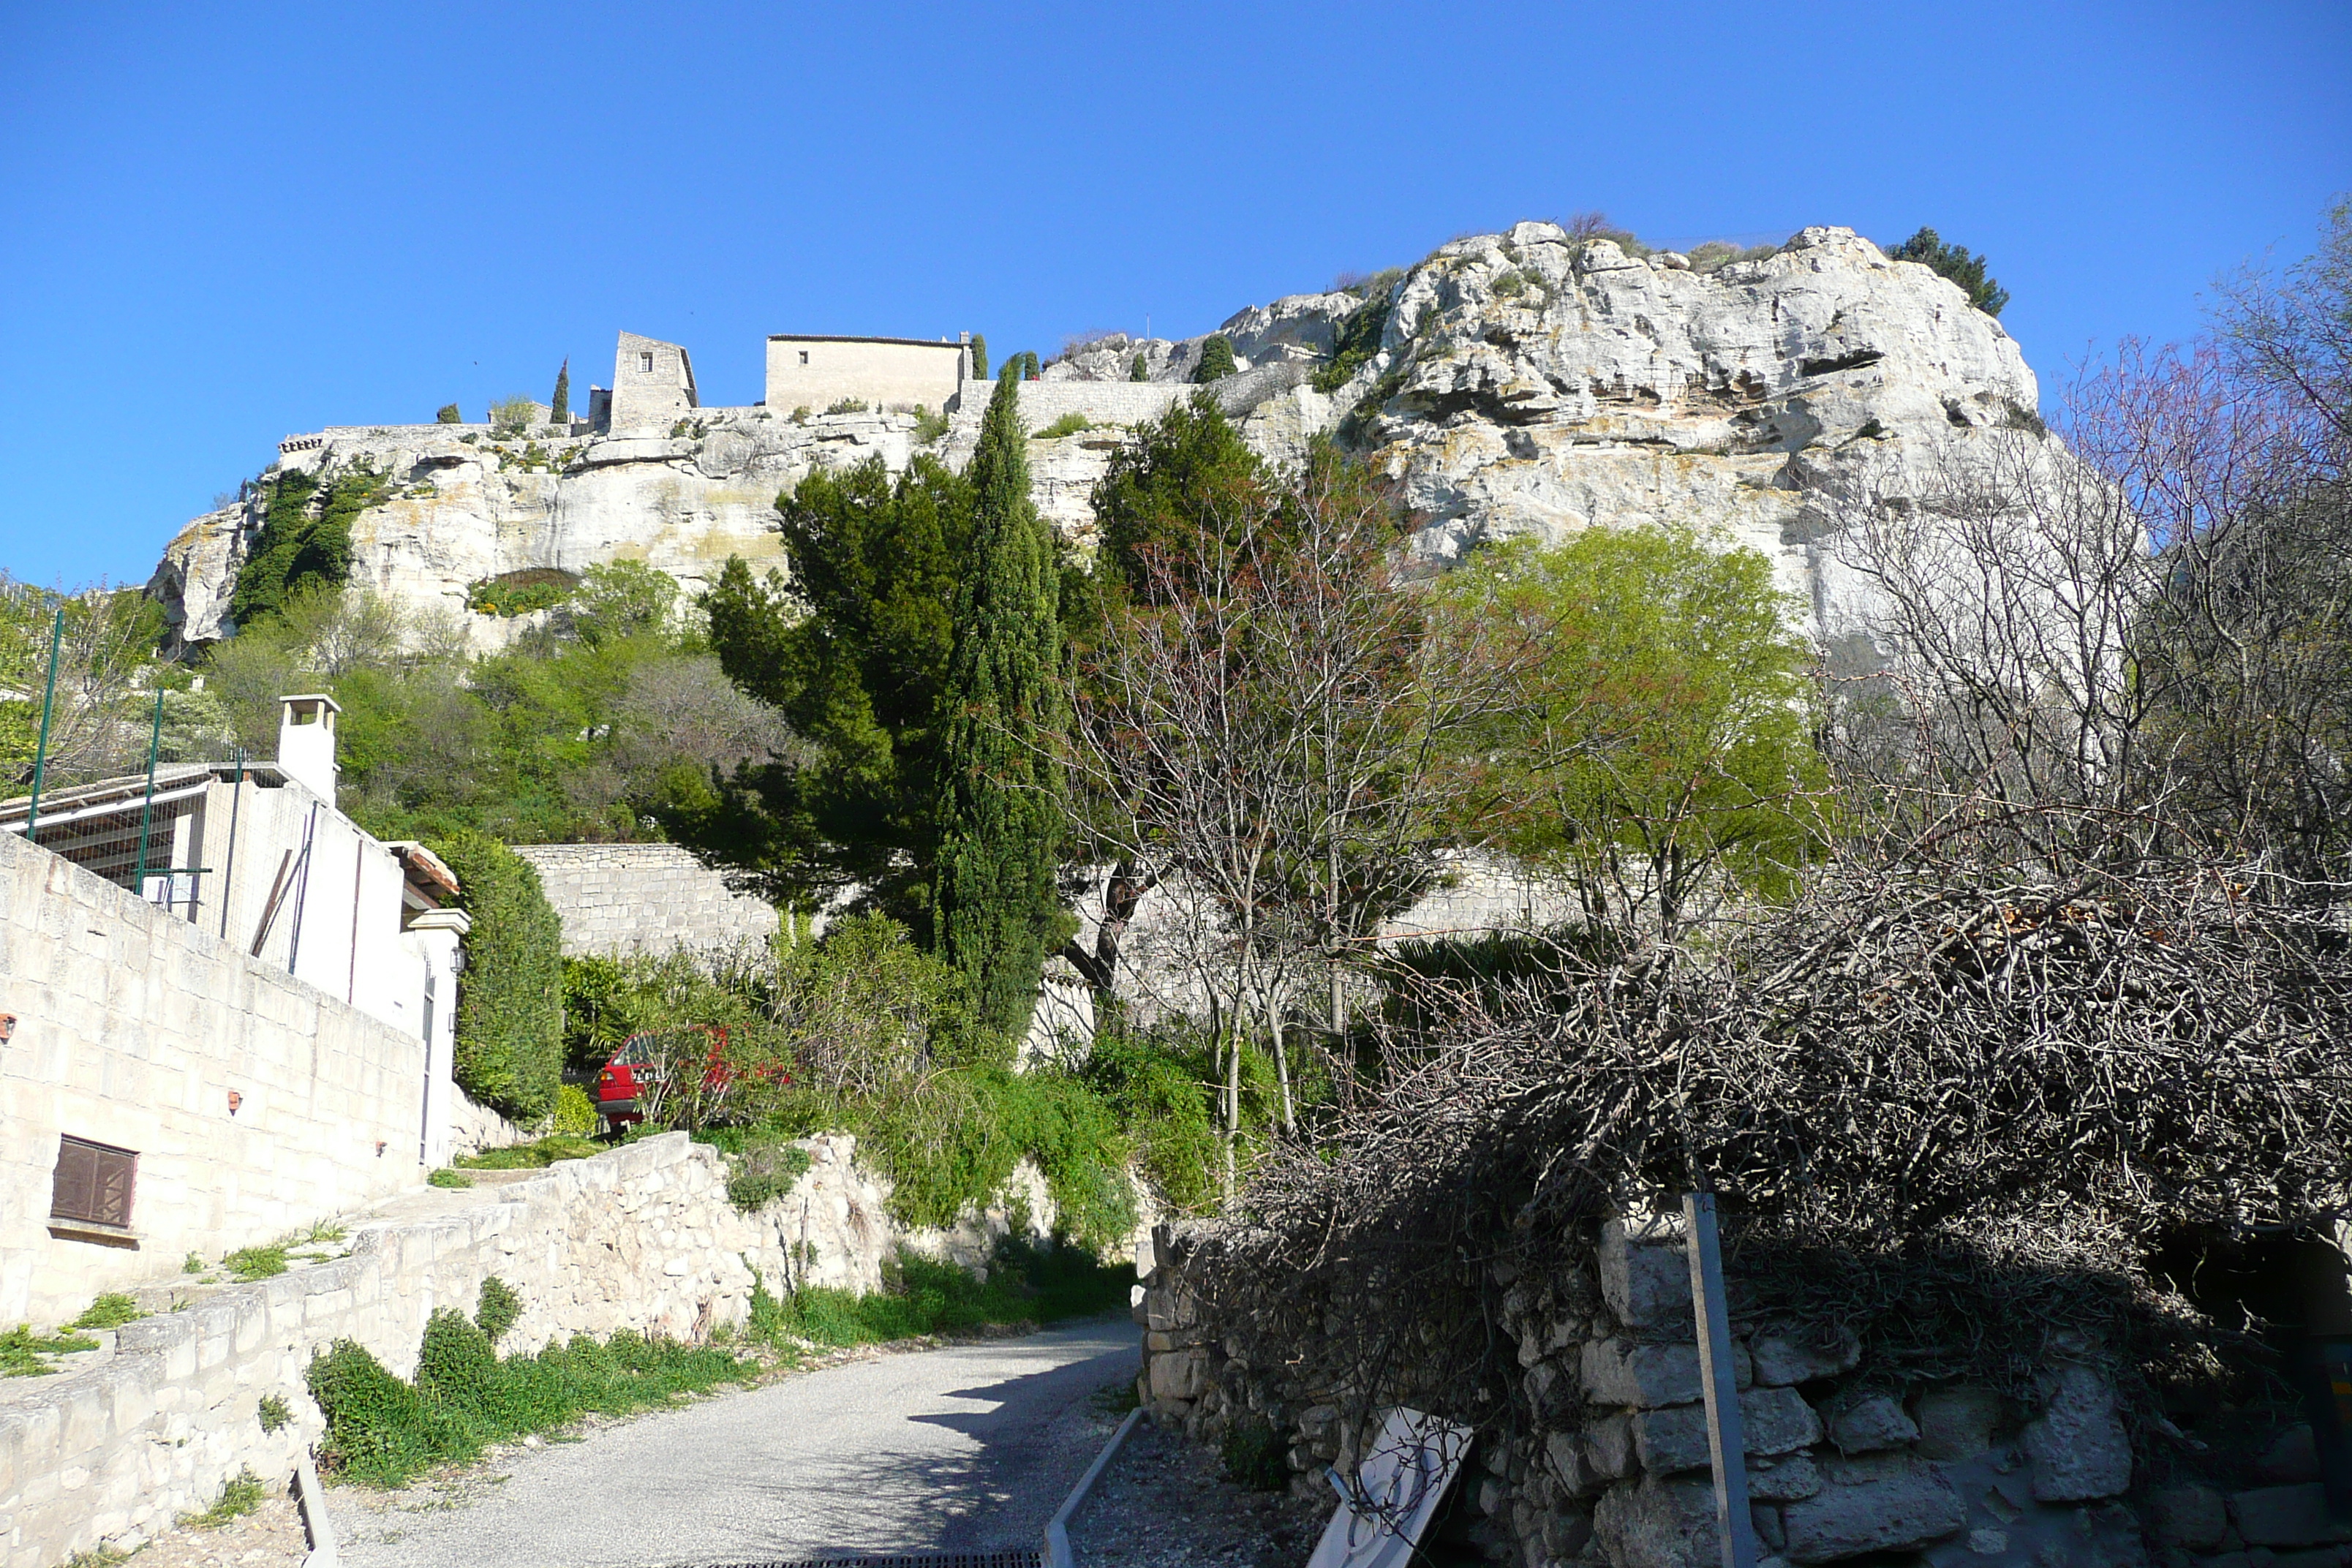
[1045,1406,1145,1568]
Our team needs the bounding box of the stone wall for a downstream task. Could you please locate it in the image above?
[765,335,965,415]
[508,843,779,959]
[1133,1216,2217,1568]
[0,1128,1055,1567]
[0,829,448,1327]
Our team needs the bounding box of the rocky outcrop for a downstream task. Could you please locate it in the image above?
[146,222,2062,657]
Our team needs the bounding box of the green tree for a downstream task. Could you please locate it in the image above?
[1130,352,1149,382]
[550,361,570,424]
[436,404,463,424]
[1432,526,1828,942]
[931,366,1068,1040]
[1193,335,1237,383]
[701,456,977,911]
[428,830,564,1119]
[968,334,989,381]
[1888,227,2010,317]
[1088,394,1267,603]
[490,396,537,436]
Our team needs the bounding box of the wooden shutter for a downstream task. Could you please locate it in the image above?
[50,1136,137,1229]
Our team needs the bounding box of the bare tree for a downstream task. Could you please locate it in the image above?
[1060,457,1493,1191]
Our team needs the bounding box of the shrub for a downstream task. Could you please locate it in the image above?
[490,395,538,435]
[0,1324,98,1377]
[223,1243,288,1281]
[551,1083,598,1135]
[436,404,463,424]
[257,1394,292,1433]
[429,1168,474,1188]
[182,1252,204,1274]
[912,404,950,442]
[1192,335,1237,383]
[1685,239,1780,274]
[825,397,869,415]
[464,567,578,618]
[179,1468,265,1529]
[1035,412,1093,440]
[745,1241,1132,1349]
[475,1278,522,1343]
[1888,226,2010,317]
[1130,352,1148,382]
[1222,1419,1288,1490]
[453,1133,602,1169]
[1312,286,1395,393]
[308,1320,750,1487]
[428,831,564,1120]
[70,1293,146,1330]
[791,405,811,423]
[230,461,392,629]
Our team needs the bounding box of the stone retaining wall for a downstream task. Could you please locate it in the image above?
[0,1128,1076,1567]
[1134,1216,2304,1568]
[509,843,779,959]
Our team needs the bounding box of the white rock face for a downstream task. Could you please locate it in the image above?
[146,222,2062,658]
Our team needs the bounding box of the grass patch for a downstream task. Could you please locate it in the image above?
[179,1467,265,1529]
[0,1324,99,1377]
[309,1312,753,1488]
[1093,1376,1142,1416]
[748,1241,1134,1350]
[453,1133,606,1171]
[69,1293,146,1331]
[223,1244,288,1281]
[428,1168,475,1189]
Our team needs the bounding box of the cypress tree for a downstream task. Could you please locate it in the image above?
[931,365,1066,1041]
[1130,351,1149,382]
[1193,334,1237,382]
[551,359,570,423]
[969,334,990,380]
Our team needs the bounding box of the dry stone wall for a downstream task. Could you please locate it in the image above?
[508,843,779,959]
[1134,1216,2203,1568]
[0,1128,1057,1568]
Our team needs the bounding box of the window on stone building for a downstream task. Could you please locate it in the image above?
[50,1135,137,1232]
[799,350,809,365]
[640,352,655,374]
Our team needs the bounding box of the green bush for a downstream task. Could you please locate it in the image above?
[1130,352,1149,382]
[1222,1419,1288,1490]
[747,1240,1131,1350]
[257,1394,292,1433]
[1888,226,2010,317]
[490,394,538,435]
[429,831,564,1120]
[1035,412,1093,439]
[825,397,869,415]
[223,1243,288,1281]
[69,1293,146,1330]
[179,1468,265,1529]
[429,1168,474,1189]
[436,404,464,424]
[912,404,950,442]
[453,1133,603,1170]
[1192,334,1237,383]
[551,1084,598,1135]
[464,567,578,617]
[1313,284,1396,393]
[308,1319,751,1487]
[475,1278,522,1343]
[0,1324,98,1377]
[229,461,392,629]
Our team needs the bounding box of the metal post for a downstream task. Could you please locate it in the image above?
[24,608,63,845]
[132,688,165,896]
[1684,1191,1759,1568]
[219,748,244,939]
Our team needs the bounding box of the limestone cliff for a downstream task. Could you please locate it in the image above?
[146,222,2056,654]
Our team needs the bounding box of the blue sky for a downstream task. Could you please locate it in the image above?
[1,1,2345,588]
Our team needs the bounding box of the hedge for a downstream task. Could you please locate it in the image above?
[429,831,564,1120]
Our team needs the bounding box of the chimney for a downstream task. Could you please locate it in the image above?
[276,693,342,802]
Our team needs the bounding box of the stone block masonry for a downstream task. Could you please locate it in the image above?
[0,826,450,1327]
[509,843,780,959]
[0,1131,911,1568]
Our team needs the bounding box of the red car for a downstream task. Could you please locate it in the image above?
[594,1026,789,1130]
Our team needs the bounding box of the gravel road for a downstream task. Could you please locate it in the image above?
[333,1317,1139,1568]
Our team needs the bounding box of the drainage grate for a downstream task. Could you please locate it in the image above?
[693,1556,1043,1568]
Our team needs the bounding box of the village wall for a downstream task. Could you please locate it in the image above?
[508,843,780,960]
[0,1130,1064,1567]
[766,335,965,415]
[1131,1218,2255,1568]
[0,830,448,1327]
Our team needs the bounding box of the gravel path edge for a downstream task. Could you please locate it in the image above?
[1048,1405,1147,1568]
